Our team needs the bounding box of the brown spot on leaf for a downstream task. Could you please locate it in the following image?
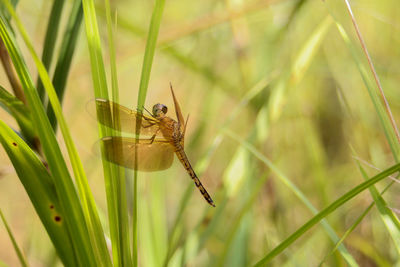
[54,215,61,222]
[12,142,17,146]
[49,205,54,209]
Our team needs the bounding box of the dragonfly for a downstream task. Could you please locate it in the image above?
[95,85,215,207]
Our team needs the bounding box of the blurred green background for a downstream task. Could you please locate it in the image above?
[1,0,400,266]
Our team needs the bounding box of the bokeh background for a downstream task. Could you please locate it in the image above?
[1,0,400,266]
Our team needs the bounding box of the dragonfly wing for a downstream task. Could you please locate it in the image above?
[101,136,174,171]
[180,114,189,147]
[95,98,161,136]
[169,84,185,133]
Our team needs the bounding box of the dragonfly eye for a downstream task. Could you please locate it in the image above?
[162,105,168,114]
[152,103,168,117]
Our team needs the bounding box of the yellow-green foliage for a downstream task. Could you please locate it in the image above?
[0,0,400,266]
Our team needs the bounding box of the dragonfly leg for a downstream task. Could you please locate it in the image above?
[142,106,153,117]
[142,122,155,128]
[139,108,154,118]
[148,128,160,144]
[149,134,156,144]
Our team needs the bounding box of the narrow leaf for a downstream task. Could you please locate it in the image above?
[0,209,28,267]
[0,120,77,266]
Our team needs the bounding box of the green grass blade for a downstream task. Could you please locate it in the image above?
[0,13,93,267]
[137,0,166,109]
[1,1,399,266]
[47,1,83,131]
[0,209,28,267]
[163,183,193,267]
[343,0,400,144]
[81,0,127,266]
[319,172,398,266]
[0,120,77,266]
[225,130,359,266]
[0,85,34,143]
[104,1,132,266]
[0,3,107,265]
[357,163,400,254]
[216,173,269,266]
[81,0,108,98]
[319,203,373,266]
[104,1,118,100]
[3,2,112,265]
[134,0,165,265]
[325,5,400,161]
[253,162,400,266]
[0,0,17,33]
[224,129,354,264]
[328,17,400,257]
[270,16,332,121]
[324,4,400,263]
[291,16,332,84]
[338,22,400,161]
[0,5,27,107]
[36,0,65,101]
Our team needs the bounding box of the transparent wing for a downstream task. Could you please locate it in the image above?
[95,98,162,136]
[169,84,185,132]
[101,136,174,171]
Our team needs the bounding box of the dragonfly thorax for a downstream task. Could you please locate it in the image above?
[152,103,168,118]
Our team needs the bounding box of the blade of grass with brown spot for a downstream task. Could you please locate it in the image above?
[0,120,77,266]
[1,2,110,265]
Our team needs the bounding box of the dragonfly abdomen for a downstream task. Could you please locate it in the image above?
[173,142,215,207]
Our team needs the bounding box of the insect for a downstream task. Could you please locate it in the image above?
[95,84,215,207]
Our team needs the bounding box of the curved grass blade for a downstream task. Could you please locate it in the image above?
[325,4,400,263]
[0,209,28,267]
[270,16,332,122]
[253,162,400,266]
[0,4,105,266]
[357,164,400,254]
[224,130,358,266]
[82,0,130,266]
[0,86,34,143]
[36,0,65,101]
[104,1,132,266]
[325,4,400,162]
[318,153,400,265]
[3,2,113,266]
[134,0,165,265]
[319,203,373,267]
[0,120,77,266]
[162,182,194,267]
[218,127,357,265]
[0,0,17,30]
[136,0,165,108]
[343,0,400,144]
[0,39,27,105]
[319,177,398,266]
[216,173,269,266]
[47,1,83,131]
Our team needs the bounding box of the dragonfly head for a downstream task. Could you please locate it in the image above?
[152,103,168,118]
